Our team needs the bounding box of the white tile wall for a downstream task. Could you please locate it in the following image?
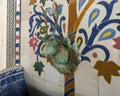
[59,74,64,87]
[21,38,36,57]
[75,62,98,96]
[45,81,60,96]
[44,63,60,84]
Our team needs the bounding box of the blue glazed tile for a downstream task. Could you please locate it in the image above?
[0,74,1,79]
[10,70,16,75]
[12,80,25,88]
[2,93,9,96]
[16,68,23,72]
[1,73,6,79]
[16,28,20,31]
[0,90,2,95]
[11,75,16,82]
[5,91,14,96]
[12,82,18,88]
[13,89,23,96]
[16,73,24,80]
[5,71,11,76]
[1,79,6,86]
[6,77,12,84]
[7,84,13,91]
[1,87,7,94]
[18,80,25,87]
[16,60,20,64]
[0,67,28,96]
[16,43,20,47]
[16,11,20,15]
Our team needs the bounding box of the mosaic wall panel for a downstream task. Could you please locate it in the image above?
[20,0,120,96]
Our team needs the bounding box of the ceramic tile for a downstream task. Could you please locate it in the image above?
[21,55,35,73]
[75,62,98,96]
[32,76,45,93]
[21,45,45,80]
[75,93,83,96]
[44,63,60,85]
[59,86,64,96]
[45,81,60,96]
[24,72,34,86]
[16,39,20,44]
[21,37,35,57]
[0,66,28,96]
[21,0,33,21]
[16,23,20,28]
[16,54,19,59]
[31,65,45,80]
[99,76,120,96]
[59,74,64,87]
[21,21,30,38]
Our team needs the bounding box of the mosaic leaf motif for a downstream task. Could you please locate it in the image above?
[63,23,66,32]
[47,8,55,16]
[29,37,38,51]
[47,3,63,16]
[78,0,86,11]
[98,0,117,22]
[40,0,47,6]
[29,0,37,5]
[33,62,44,76]
[94,60,120,84]
[56,5,63,16]
[77,36,83,49]
[98,28,116,41]
[88,8,100,27]
[113,36,120,50]
[79,28,88,44]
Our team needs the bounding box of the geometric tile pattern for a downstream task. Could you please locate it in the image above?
[7,0,21,67]
[7,0,16,68]
[0,66,29,96]
[15,0,21,65]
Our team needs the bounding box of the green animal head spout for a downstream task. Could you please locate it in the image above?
[42,36,80,74]
[42,37,59,57]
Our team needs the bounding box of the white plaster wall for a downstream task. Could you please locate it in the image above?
[0,0,7,70]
